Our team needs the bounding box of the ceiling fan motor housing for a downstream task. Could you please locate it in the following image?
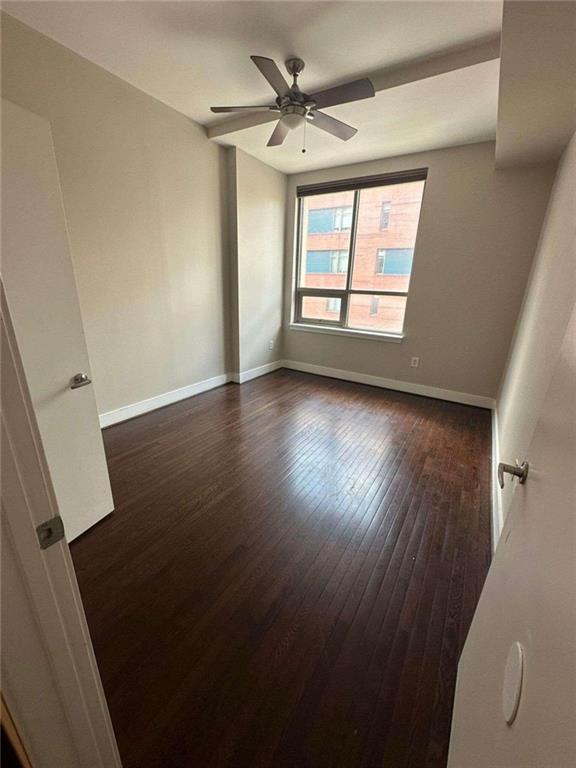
[277,90,314,106]
[279,57,316,117]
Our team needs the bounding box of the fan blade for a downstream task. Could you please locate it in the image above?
[308,78,375,110]
[308,111,357,141]
[251,56,290,97]
[267,120,290,147]
[211,105,279,113]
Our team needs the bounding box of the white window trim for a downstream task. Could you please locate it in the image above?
[288,322,404,343]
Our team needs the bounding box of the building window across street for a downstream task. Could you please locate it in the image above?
[307,205,353,234]
[375,248,414,275]
[380,201,392,229]
[294,169,427,335]
[306,250,348,274]
[326,298,340,313]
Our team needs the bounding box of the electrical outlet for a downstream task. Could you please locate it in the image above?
[268,339,274,351]
[410,356,420,368]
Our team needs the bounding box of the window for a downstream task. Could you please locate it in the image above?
[294,170,426,336]
[326,298,340,313]
[380,201,391,230]
[305,250,348,274]
[330,251,348,273]
[308,205,353,233]
[376,249,414,275]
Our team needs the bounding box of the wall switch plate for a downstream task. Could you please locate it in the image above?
[268,339,274,351]
[410,356,420,368]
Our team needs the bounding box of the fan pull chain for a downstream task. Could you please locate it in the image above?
[302,118,307,154]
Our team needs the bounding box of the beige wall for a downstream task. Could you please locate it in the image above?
[231,148,286,375]
[496,131,576,526]
[2,13,228,415]
[283,142,556,400]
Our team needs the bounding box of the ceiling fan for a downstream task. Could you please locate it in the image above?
[211,56,375,147]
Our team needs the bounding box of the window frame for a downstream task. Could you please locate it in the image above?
[293,168,427,338]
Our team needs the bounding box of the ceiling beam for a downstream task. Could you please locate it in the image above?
[207,35,501,140]
[370,35,500,91]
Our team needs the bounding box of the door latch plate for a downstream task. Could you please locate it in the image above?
[36,516,65,549]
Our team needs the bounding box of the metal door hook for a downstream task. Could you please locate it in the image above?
[498,460,529,489]
[70,372,92,389]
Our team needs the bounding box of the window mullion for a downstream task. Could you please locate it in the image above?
[295,289,304,323]
[294,197,304,290]
[339,292,349,327]
[343,189,360,327]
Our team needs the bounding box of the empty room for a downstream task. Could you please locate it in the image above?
[1,2,575,767]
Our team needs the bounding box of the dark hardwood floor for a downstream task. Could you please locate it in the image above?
[71,370,492,768]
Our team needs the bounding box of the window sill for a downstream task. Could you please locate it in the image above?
[288,323,404,343]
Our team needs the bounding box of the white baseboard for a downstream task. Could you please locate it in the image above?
[99,373,229,427]
[491,407,503,552]
[100,358,494,440]
[229,360,283,384]
[99,362,285,427]
[282,360,495,410]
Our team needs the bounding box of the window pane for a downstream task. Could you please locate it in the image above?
[347,294,407,334]
[299,191,354,289]
[351,181,424,292]
[301,295,341,323]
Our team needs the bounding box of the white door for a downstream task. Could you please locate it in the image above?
[448,307,576,767]
[1,283,121,767]
[1,99,113,540]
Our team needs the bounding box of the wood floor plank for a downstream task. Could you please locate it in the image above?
[71,370,491,768]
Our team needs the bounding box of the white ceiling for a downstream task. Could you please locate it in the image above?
[222,60,499,173]
[4,1,504,173]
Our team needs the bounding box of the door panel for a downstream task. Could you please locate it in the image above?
[448,307,576,767]
[1,99,113,540]
[1,284,121,767]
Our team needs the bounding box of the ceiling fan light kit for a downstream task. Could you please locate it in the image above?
[280,105,307,130]
[211,55,375,149]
